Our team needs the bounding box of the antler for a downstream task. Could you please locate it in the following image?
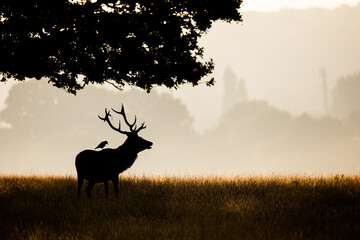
[111,104,136,131]
[99,104,146,135]
[98,108,129,135]
[112,104,146,133]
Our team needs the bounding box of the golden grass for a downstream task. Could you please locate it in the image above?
[0,175,359,239]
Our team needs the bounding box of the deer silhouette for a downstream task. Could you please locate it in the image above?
[75,104,153,198]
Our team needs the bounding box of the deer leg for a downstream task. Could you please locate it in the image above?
[112,178,119,198]
[77,177,84,196]
[104,181,109,197]
[86,181,95,198]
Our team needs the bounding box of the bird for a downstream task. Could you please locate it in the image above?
[95,141,108,150]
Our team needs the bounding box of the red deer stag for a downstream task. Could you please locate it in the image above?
[75,104,153,198]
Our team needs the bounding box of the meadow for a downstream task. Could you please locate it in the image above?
[0,175,359,240]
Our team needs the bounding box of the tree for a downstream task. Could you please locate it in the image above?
[0,0,242,94]
[329,72,360,118]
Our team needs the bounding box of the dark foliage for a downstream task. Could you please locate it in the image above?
[0,0,242,94]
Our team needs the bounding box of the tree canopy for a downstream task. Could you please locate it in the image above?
[0,0,242,94]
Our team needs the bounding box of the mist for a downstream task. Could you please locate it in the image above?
[171,4,360,131]
[0,73,359,176]
[1,4,360,176]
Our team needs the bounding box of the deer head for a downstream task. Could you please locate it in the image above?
[98,104,153,153]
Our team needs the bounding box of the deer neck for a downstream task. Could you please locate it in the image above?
[114,142,138,172]
[116,141,138,158]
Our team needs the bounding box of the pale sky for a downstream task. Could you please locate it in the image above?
[242,0,360,11]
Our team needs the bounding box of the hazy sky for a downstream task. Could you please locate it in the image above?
[242,0,360,11]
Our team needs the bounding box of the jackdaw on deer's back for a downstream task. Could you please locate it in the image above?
[95,141,108,150]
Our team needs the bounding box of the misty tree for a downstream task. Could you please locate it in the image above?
[329,72,360,118]
[0,0,242,94]
[0,79,201,173]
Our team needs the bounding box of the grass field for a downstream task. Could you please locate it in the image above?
[0,175,359,239]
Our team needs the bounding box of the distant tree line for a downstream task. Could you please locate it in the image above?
[0,73,359,174]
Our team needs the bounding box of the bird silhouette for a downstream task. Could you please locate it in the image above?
[95,141,108,150]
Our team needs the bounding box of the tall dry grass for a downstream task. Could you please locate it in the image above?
[0,175,359,239]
